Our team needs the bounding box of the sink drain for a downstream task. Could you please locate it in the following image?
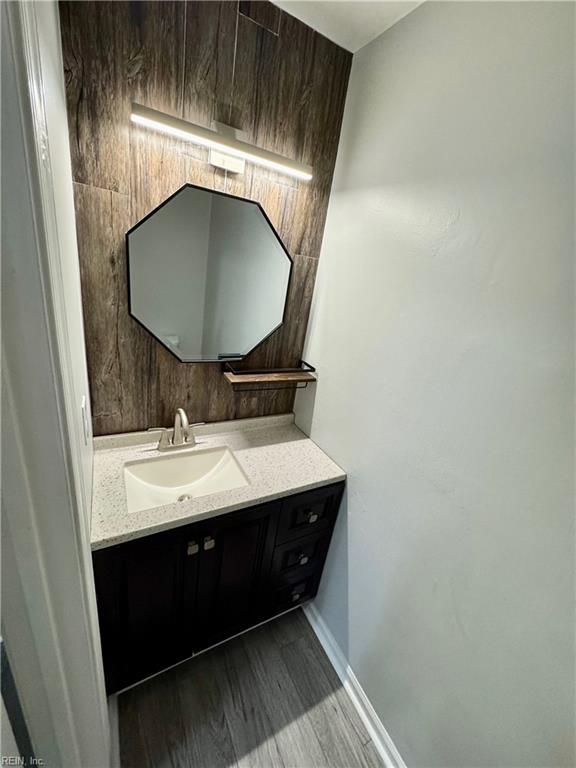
[177,493,192,502]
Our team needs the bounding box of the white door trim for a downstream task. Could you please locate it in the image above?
[2,1,109,764]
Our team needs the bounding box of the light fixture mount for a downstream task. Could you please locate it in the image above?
[208,122,247,173]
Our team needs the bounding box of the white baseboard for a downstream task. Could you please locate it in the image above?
[303,603,407,768]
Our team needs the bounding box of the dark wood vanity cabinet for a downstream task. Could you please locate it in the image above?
[92,528,188,690]
[93,481,344,694]
[192,501,280,650]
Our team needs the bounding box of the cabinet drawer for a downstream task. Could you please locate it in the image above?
[269,572,322,613]
[276,483,344,544]
[271,531,331,586]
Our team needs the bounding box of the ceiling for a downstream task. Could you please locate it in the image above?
[272,1,425,53]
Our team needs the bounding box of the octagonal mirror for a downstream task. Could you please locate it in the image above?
[126,184,292,362]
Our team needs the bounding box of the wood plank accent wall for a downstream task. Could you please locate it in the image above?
[59,0,351,435]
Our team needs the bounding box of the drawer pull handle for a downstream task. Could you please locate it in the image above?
[203,536,216,551]
[307,512,319,524]
[299,554,309,566]
[291,592,301,602]
[187,541,199,556]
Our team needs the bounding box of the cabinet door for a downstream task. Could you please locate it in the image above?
[194,502,280,649]
[121,528,190,689]
[93,527,195,693]
[92,546,123,694]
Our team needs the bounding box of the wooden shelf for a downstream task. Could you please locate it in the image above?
[223,370,316,386]
[222,361,317,391]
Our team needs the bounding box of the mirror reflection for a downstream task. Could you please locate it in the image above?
[127,184,292,362]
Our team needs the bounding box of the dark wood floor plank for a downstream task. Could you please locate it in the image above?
[119,609,379,768]
[216,638,286,768]
[174,647,239,768]
[281,635,382,768]
[267,607,311,648]
[359,739,385,768]
[239,623,330,768]
[119,671,192,768]
[299,615,380,754]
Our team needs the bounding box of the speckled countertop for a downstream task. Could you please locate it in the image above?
[91,413,345,550]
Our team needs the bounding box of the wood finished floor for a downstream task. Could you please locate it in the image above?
[119,608,382,768]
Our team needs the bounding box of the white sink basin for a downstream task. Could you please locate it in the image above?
[123,446,249,513]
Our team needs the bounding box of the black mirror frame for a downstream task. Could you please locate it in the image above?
[125,182,294,363]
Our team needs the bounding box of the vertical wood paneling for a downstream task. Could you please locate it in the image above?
[230,11,315,165]
[129,129,188,225]
[274,254,320,367]
[60,1,131,192]
[59,0,351,435]
[239,1,281,35]
[127,1,186,116]
[73,183,153,435]
[294,30,352,259]
[183,1,237,126]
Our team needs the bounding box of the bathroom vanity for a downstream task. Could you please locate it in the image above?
[86,165,347,694]
[91,414,345,693]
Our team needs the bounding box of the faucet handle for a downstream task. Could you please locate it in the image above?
[184,422,205,446]
[147,427,171,450]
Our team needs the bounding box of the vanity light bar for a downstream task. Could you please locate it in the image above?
[130,104,313,182]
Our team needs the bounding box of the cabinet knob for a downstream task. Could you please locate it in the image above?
[291,592,301,602]
[187,541,199,556]
[299,554,309,566]
[307,512,319,524]
[203,536,216,551]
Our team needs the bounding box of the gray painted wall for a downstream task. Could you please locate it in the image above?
[295,3,574,765]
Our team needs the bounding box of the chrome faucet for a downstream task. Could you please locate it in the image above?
[173,408,189,446]
[148,408,204,451]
